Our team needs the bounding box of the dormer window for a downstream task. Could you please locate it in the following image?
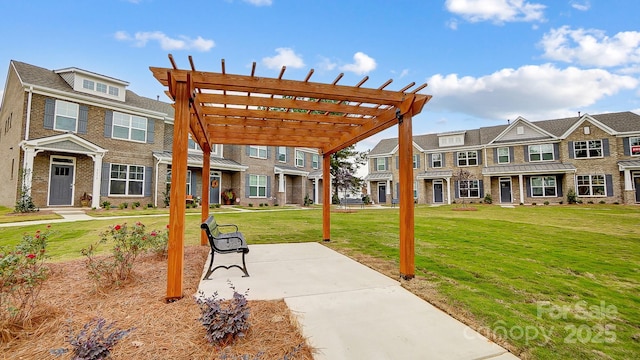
[82,79,94,90]
[437,131,465,147]
[97,83,107,93]
[109,86,119,97]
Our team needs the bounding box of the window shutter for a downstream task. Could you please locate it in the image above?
[509,147,514,162]
[385,157,389,171]
[395,183,399,199]
[605,174,614,197]
[556,176,563,197]
[416,155,421,168]
[144,167,152,197]
[189,171,196,196]
[454,152,458,165]
[525,177,531,197]
[245,174,250,198]
[568,142,574,159]
[428,154,432,168]
[395,156,399,170]
[101,162,110,196]
[623,138,631,156]
[146,119,155,144]
[602,139,610,157]
[524,146,529,162]
[78,105,88,134]
[493,148,498,164]
[246,146,251,156]
[553,143,560,160]
[442,153,446,167]
[266,146,271,159]
[267,176,272,197]
[104,110,113,138]
[479,180,484,198]
[477,150,482,165]
[454,181,459,199]
[44,98,55,129]
[287,147,291,163]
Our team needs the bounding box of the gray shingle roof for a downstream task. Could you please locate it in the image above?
[364,172,393,181]
[592,112,640,133]
[482,162,576,175]
[11,60,174,117]
[369,138,398,155]
[416,170,453,179]
[152,150,246,170]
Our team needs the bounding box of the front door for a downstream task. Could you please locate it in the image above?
[500,178,512,203]
[209,171,221,204]
[378,183,386,203]
[49,162,74,206]
[634,175,640,203]
[433,181,443,203]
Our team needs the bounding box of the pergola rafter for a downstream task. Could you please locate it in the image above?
[151,55,432,300]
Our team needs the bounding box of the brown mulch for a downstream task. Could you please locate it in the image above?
[1,246,314,359]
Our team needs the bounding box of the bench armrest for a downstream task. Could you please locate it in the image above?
[217,223,239,233]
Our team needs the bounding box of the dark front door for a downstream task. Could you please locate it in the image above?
[49,164,74,206]
[500,178,512,203]
[635,176,640,203]
[209,172,221,204]
[433,182,443,203]
[378,184,386,203]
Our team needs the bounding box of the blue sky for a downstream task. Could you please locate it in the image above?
[1,0,640,152]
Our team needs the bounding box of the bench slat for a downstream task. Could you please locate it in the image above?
[201,215,249,279]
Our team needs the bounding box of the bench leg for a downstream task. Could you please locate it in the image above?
[202,250,250,280]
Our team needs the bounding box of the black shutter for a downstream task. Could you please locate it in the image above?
[78,105,88,134]
[267,176,272,198]
[602,139,610,157]
[493,148,498,164]
[477,150,482,165]
[104,110,113,137]
[479,180,484,198]
[146,119,155,144]
[145,167,152,197]
[623,138,631,156]
[509,147,514,163]
[568,142,575,159]
[101,162,110,196]
[606,174,614,197]
[556,176,563,197]
[245,174,250,198]
[428,154,432,168]
[524,146,529,162]
[526,177,531,197]
[44,98,55,129]
[553,143,560,160]
[454,181,459,199]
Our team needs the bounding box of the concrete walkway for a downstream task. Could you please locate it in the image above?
[198,242,519,360]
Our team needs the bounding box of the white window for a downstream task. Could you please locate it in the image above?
[577,175,605,196]
[375,158,387,171]
[574,140,602,158]
[166,169,193,195]
[530,176,557,197]
[96,83,107,93]
[413,154,419,169]
[110,164,144,196]
[296,150,305,167]
[277,146,287,162]
[498,147,510,164]
[432,153,442,168]
[249,174,267,198]
[112,112,147,142]
[629,137,640,156]
[54,100,79,132]
[82,79,94,90]
[108,86,119,97]
[457,151,477,166]
[188,137,201,151]
[529,144,554,162]
[312,154,319,169]
[249,145,267,159]
[459,180,480,198]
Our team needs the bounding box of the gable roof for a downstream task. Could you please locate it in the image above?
[10,60,174,118]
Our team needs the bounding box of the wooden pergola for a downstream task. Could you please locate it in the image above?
[150,55,432,300]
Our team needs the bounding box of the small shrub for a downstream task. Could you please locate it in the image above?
[0,227,51,323]
[118,203,125,210]
[101,201,111,209]
[559,201,564,205]
[259,203,264,207]
[54,318,134,360]
[195,283,250,346]
[274,203,279,206]
[483,193,492,204]
[587,200,594,204]
[132,201,141,209]
[264,203,269,207]
[613,201,620,205]
[248,203,253,207]
[599,200,606,204]
[146,225,170,258]
[567,189,577,204]
[303,194,313,206]
[544,201,550,206]
[146,203,154,208]
[520,202,524,206]
[531,202,537,206]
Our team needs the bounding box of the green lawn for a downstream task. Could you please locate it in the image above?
[0,206,62,224]
[0,205,638,359]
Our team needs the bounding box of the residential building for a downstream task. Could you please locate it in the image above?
[0,60,323,209]
[365,112,640,205]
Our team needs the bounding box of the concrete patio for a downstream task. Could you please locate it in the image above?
[197,242,519,360]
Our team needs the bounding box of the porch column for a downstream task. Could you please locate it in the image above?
[446,177,451,205]
[322,154,331,242]
[21,146,37,195]
[398,109,415,280]
[91,153,104,209]
[166,80,189,300]
[386,179,391,195]
[314,179,319,204]
[624,169,633,190]
[519,174,525,204]
[278,172,285,192]
[201,150,210,246]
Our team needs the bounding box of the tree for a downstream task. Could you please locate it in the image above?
[452,169,472,208]
[330,145,368,204]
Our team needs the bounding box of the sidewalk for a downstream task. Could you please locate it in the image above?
[198,242,520,360]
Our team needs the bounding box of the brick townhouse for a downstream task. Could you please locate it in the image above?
[0,60,323,209]
[365,112,640,205]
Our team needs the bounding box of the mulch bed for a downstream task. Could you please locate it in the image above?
[1,246,314,359]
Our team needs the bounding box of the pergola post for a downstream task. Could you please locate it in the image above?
[166,80,189,300]
[201,149,210,246]
[398,110,415,279]
[322,153,331,242]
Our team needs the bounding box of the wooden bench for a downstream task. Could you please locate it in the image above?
[339,197,365,208]
[200,215,250,279]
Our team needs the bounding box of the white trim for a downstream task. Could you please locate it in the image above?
[488,116,557,145]
[559,114,617,138]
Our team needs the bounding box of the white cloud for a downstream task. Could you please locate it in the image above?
[262,48,305,70]
[340,52,377,75]
[445,0,546,24]
[426,64,638,120]
[243,0,272,5]
[114,31,215,52]
[540,26,640,67]
[317,57,337,71]
[570,0,590,11]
